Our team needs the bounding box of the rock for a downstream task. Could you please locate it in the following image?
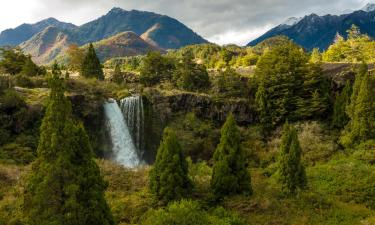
[144,89,256,125]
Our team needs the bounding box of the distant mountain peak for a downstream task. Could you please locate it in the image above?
[282,17,302,26]
[247,9,375,50]
[108,7,127,14]
[42,17,59,23]
[362,3,375,12]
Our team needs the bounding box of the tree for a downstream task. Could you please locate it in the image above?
[174,53,210,91]
[139,51,175,86]
[278,122,306,194]
[149,128,192,203]
[23,62,114,225]
[309,48,322,63]
[340,64,375,148]
[323,25,375,63]
[0,47,28,75]
[20,56,41,76]
[211,113,252,198]
[332,81,352,129]
[112,63,123,84]
[220,48,233,66]
[0,47,44,76]
[66,44,85,71]
[255,41,307,131]
[80,43,104,80]
[297,62,331,119]
[214,68,248,97]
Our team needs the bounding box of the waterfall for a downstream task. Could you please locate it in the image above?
[103,99,141,167]
[120,95,144,158]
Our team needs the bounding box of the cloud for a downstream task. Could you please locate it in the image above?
[0,0,370,45]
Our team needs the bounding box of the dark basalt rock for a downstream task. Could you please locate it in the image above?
[143,89,256,126]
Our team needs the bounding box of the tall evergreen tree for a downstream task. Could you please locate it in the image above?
[296,62,331,119]
[211,113,252,198]
[309,48,322,63]
[255,41,307,131]
[80,43,104,80]
[23,62,114,225]
[149,128,192,203]
[332,81,352,129]
[340,64,375,148]
[174,52,210,91]
[112,63,123,84]
[278,122,306,194]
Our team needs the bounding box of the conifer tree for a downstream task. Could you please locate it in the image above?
[297,62,331,119]
[81,43,104,80]
[23,62,114,225]
[278,122,306,194]
[309,48,322,63]
[20,56,40,76]
[332,81,352,129]
[340,64,375,148]
[255,41,307,131]
[149,128,192,203]
[211,113,252,198]
[112,63,123,84]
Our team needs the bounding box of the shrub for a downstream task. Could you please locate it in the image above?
[141,200,245,225]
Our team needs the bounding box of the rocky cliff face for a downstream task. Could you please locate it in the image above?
[144,89,256,126]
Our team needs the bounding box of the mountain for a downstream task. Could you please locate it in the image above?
[7,7,208,64]
[282,17,302,26]
[70,7,208,49]
[20,29,164,64]
[362,3,375,12]
[19,26,73,64]
[247,10,375,50]
[88,31,164,62]
[0,18,76,46]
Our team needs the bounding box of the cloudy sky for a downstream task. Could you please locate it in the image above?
[0,0,371,45]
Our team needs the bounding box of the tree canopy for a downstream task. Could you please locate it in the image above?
[23,63,114,225]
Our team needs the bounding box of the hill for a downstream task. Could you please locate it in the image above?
[89,31,164,62]
[0,18,76,46]
[70,7,208,49]
[247,10,375,50]
[19,26,73,64]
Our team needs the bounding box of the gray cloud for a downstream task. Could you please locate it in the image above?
[2,0,371,45]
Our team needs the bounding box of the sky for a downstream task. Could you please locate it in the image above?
[0,0,371,45]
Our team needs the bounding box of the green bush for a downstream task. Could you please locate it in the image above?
[0,143,35,164]
[141,200,245,225]
[308,157,375,209]
[14,75,34,88]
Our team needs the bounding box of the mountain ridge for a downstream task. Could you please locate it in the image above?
[247,9,375,50]
[0,18,77,46]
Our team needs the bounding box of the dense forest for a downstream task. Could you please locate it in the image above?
[0,25,374,225]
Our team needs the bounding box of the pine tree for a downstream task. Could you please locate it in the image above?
[332,81,352,129]
[112,63,123,84]
[23,62,114,225]
[211,113,252,198]
[278,122,306,194]
[20,56,40,76]
[255,40,307,131]
[174,52,210,91]
[81,43,104,80]
[340,64,375,148]
[309,48,322,63]
[149,128,192,203]
[297,62,331,119]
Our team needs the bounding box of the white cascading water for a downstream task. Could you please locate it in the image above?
[120,95,144,158]
[103,98,141,167]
